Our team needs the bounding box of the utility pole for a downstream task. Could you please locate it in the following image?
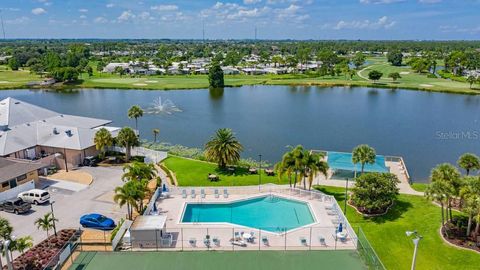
[202,20,205,42]
[254,25,257,41]
[0,9,6,39]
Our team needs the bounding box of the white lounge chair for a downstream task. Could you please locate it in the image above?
[300,237,308,246]
[262,236,269,246]
[201,189,206,198]
[191,189,196,198]
[213,237,220,246]
[181,189,187,199]
[214,189,219,198]
[189,238,196,247]
[319,235,326,246]
[223,189,229,198]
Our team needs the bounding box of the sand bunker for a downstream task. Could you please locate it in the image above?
[420,84,433,87]
[133,83,148,86]
[0,81,10,84]
[145,80,158,83]
[400,72,410,75]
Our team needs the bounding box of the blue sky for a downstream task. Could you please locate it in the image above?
[0,0,479,40]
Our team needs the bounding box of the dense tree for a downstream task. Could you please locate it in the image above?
[350,173,400,214]
[352,52,366,69]
[430,163,461,222]
[388,72,401,82]
[467,75,476,89]
[459,176,480,237]
[50,67,79,82]
[205,128,243,168]
[368,70,383,83]
[0,217,13,240]
[408,57,431,73]
[387,50,403,66]
[8,57,20,70]
[208,63,225,88]
[122,161,157,182]
[317,50,339,75]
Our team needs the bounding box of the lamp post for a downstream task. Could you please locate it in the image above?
[258,154,262,191]
[4,236,15,270]
[406,230,422,270]
[50,200,57,236]
[0,240,3,269]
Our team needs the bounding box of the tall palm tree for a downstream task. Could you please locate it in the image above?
[94,128,113,159]
[34,213,58,237]
[117,127,140,162]
[430,163,461,222]
[352,144,376,175]
[291,145,307,188]
[303,151,329,190]
[127,105,144,131]
[457,153,480,176]
[275,150,296,187]
[205,128,243,168]
[425,180,449,225]
[0,217,13,240]
[459,176,480,237]
[153,128,160,143]
[12,236,33,254]
[122,161,157,182]
[114,183,137,220]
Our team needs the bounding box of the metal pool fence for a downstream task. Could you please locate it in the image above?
[356,227,386,270]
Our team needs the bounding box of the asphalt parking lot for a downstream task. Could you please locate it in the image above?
[1,166,126,245]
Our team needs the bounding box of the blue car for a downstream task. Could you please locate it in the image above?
[80,213,116,230]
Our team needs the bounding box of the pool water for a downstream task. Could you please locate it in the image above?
[181,196,315,232]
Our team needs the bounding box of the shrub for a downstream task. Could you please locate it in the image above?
[350,172,400,215]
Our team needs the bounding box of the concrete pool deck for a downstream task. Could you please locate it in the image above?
[132,187,357,251]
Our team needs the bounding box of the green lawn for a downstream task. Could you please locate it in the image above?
[69,250,367,270]
[411,183,429,192]
[162,156,289,186]
[0,66,41,88]
[316,185,479,270]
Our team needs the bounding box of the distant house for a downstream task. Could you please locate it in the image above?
[242,68,266,75]
[222,67,240,75]
[0,97,121,170]
[263,67,287,75]
[103,63,130,73]
[0,158,45,200]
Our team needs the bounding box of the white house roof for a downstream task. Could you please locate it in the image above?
[0,97,114,156]
[131,215,167,231]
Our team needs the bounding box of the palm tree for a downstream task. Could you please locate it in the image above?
[467,75,476,89]
[35,213,58,237]
[430,163,461,222]
[12,236,33,254]
[153,128,160,143]
[457,153,480,176]
[425,180,448,225]
[117,127,140,162]
[291,145,307,188]
[114,183,137,220]
[205,128,243,168]
[275,150,296,188]
[352,144,376,175]
[128,105,144,131]
[459,176,480,237]
[122,161,157,182]
[94,128,113,160]
[0,217,13,241]
[302,151,329,190]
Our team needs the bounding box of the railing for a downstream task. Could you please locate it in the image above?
[109,146,167,164]
[43,229,82,270]
[356,227,386,270]
[111,220,134,251]
[385,155,411,183]
[144,187,161,216]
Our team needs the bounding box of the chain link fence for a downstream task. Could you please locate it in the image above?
[356,227,386,270]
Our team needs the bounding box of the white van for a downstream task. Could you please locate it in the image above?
[18,189,50,205]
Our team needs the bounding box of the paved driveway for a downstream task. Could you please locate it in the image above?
[2,166,126,246]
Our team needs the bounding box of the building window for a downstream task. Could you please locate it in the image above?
[1,182,8,188]
[16,174,27,182]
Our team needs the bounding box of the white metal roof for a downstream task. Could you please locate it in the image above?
[130,215,167,231]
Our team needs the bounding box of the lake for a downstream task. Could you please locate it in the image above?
[2,86,479,182]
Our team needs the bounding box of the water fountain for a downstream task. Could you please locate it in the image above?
[144,97,182,115]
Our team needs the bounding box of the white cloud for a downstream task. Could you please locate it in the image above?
[138,11,154,20]
[106,3,115,8]
[332,16,396,30]
[94,16,108,24]
[244,0,262,4]
[439,25,480,34]
[79,9,88,13]
[31,8,46,15]
[79,15,87,19]
[360,0,405,4]
[117,10,135,21]
[151,5,179,12]
[418,0,441,3]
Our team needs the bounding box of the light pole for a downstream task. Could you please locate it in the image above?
[0,240,3,268]
[258,154,262,191]
[4,236,15,270]
[50,200,57,236]
[406,230,422,270]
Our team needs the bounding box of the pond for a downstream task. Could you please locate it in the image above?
[2,86,479,182]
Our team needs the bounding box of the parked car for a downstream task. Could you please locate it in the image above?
[83,156,99,167]
[0,198,32,214]
[18,189,50,205]
[80,213,115,230]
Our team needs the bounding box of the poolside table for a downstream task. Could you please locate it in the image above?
[249,168,258,174]
[208,174,219,181]
[265,169,275,176]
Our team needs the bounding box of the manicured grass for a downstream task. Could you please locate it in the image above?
[69,250,367,270]
[0,65,41,88]
[162,156,289,186]
[315,185,479,270]
[411,183,429,192]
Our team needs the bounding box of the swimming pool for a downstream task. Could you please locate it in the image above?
[181,196,315,233]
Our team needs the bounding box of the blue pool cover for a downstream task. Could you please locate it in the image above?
[327,151,389,173]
